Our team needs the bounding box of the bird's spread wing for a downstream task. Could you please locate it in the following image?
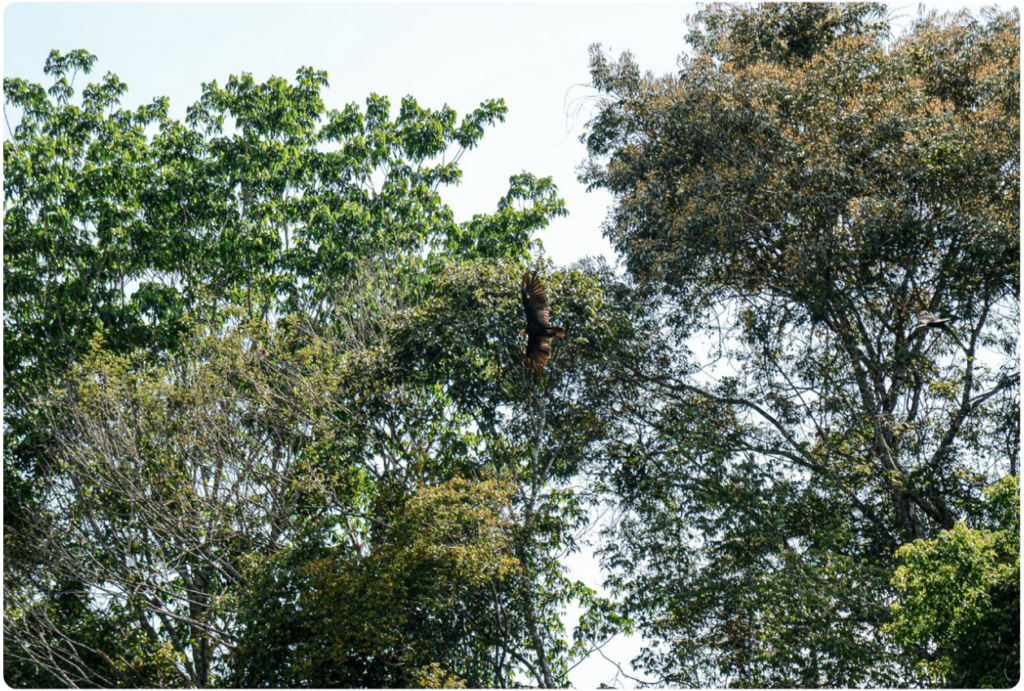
[916,312,955,329]
[522,273,550,328]
[523,273,554,371]
[526,335,553,372]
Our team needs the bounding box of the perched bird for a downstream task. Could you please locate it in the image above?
[915,311,956,330]
[521,272,566,372]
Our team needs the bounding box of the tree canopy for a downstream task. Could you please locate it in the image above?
[4,4,1020,688]
[582,2,1018,686]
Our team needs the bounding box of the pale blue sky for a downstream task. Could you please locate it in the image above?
[2,2,1009,687]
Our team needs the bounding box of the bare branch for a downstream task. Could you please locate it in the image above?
[3,102,14,140]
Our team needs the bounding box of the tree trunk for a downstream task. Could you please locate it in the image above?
[519,561,556,689]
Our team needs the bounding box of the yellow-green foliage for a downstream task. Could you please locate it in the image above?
[398,477,520,584]
[413,662,468,688]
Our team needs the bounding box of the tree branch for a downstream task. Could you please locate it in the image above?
[631,364,898,550]
[2,103,14,140]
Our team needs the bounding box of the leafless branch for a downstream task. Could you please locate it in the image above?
[3,103,14,140]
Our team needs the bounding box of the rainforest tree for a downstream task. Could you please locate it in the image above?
[582,3,1019,686]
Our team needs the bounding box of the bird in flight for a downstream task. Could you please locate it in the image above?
[521,273,566,372]
[914,310,966,351]
[915,311,955,330]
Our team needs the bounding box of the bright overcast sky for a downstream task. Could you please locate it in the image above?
[2,2,1009,687]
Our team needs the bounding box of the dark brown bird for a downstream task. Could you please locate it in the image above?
[521,273,566,372]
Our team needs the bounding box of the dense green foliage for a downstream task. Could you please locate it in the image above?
[4,4,1020,688]
[888,475,1019,687]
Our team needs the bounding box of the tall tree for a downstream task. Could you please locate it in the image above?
[582,3,1019,685]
